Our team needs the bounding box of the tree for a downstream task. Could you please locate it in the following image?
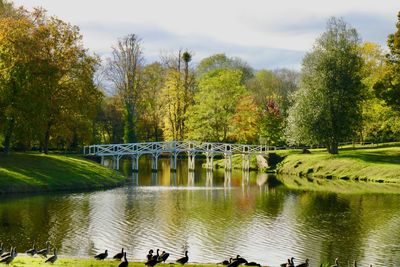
[286,17,364,154]
[230,93,259,144]
[136,62,165,141]
[196,53,254,81]
[373,12,400,111]
[186,69,246,142]
[106,34,143,143]
[160,50,195,141]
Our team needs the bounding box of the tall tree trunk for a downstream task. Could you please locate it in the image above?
[3,117,15,154]
[124,104,136,143]
[43,122,52,154]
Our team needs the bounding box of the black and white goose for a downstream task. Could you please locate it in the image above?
[45,248,57,264]
[37,242,51,258]
[158,251,170,263]
[0,247,15,264]
[26,243,37,256]
[296,258,309,267]
[119,252,129,267]
[94,249,108,260]
[176,251,189,265]
[113,248,124,260]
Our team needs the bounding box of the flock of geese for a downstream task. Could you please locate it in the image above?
[0,242,373,267]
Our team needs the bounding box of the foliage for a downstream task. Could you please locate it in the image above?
[230,94,259,143]
[186,69,246,142]
[196,53,254,81]
[373,12,400,111]
[106,34,143,143]
[160,50,195,141]
[286,17,364,154]
[259,98,285,145]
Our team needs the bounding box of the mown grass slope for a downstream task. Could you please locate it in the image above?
[0,153,127,194]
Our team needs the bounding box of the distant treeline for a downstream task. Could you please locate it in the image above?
[1,1,399,154]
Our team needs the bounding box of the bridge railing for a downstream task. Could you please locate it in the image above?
[84,141,276,156]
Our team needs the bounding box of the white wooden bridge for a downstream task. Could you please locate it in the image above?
[84,141,276,172]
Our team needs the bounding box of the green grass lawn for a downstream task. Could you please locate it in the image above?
[0,153,127,194]
[277,145,400,183]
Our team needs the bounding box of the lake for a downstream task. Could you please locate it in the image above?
[0,158,399,266]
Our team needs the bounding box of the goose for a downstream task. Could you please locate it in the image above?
[176,251,189,265]
[281,257,295,267]
[113,248,124,260]
[244,262,261,267]
[151,249,160,261]
[227,259,243,267]
[26,243,37,256]
[220,258,233,265]
[330,258,339,267]
[232,255,248,264]
[45,248,57,264]
[37,242,51,258]
[296,258,309,267]
[0,247,15,264]
[1,246,12,258]
[158,251,169,263]
[147,249,154,261]
[94,249,108,260]
[119,252,129,267]
[145,257,159,267]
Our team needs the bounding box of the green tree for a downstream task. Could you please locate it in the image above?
[374,11,400,111]
[136,62,165,141]
[186,69,246,142]
[160,50,195,141]
[286,17,364,154]
[196,53,253,81]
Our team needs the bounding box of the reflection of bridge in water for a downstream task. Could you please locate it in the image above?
[84,141,275,172]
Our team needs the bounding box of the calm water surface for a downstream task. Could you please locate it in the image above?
[0,158,400,266]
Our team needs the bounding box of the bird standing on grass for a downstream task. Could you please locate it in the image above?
[1,246,12,258]
[45,248,57,264]
[26,243,37,256]
[94,249,108,260]
[119,252,129,267]
[114,248,124,260]
[37,242,51,258]
[158,251,170,263]
[0,247,15,264]
[176,251,189,265]
[147,249,154,261]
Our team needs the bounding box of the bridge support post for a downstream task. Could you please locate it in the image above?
[242,154,250,171]
[188,152,196,171]
[206,169,213,187]
[151,154,159,172]
[101,156,104,165]
[205,152,214,171]
[113,155,122,170]
[170,152,178,172]
[188,171,195,187]
[131,154,140,172]
[224,153,232,171]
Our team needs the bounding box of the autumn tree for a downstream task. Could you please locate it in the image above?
[286,18,364,154]
[106,34,143,143]
[160,50,195,140]
[186,69,246,142]
[374,11,400,111]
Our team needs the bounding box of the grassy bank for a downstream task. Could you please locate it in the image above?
[277,145,400,184]
[212,155,259,170]
[0,153,127,194]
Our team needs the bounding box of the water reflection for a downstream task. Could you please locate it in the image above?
[0,158,399,266]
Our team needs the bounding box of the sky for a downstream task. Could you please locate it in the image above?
[12,0,400,70]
